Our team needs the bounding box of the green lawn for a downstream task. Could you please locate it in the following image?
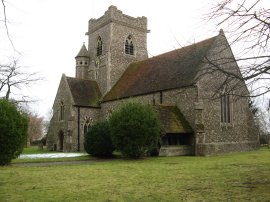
[21,146,54,154]
[0,148,270,202]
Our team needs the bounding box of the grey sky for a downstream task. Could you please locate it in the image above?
[1,0,220,117]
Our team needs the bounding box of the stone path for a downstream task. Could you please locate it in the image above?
[18,153,87,159]
[12,158,116,167]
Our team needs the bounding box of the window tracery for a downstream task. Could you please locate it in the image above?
[125,35,134,55]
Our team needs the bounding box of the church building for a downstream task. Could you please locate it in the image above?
[47,6,259,156]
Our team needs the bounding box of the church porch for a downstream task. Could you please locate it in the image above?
[156,104,194,156]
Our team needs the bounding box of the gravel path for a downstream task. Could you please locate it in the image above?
[12,159,116,167]
[18,153,87,159]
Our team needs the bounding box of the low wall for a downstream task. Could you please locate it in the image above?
[196,141,260,156]
[159,145,192,156]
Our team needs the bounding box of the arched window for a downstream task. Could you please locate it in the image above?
[60,101,64,120]
[83,118,92,136]
[96,36,102,56]
[125,35,134,55]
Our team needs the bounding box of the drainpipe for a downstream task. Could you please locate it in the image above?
[160,91,163,104]
[77,106,80,151]
[194,84,199,156]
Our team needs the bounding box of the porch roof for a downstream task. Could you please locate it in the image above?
[156,105,193,134]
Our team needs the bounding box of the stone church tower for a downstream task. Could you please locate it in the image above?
[76,6,149,94]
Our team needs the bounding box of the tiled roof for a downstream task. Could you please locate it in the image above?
[156,105,193,134]
[103,36,217,101]
[75,43,89,58]
[66,77,101,107]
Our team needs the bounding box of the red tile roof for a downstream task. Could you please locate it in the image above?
[103,36,217,102]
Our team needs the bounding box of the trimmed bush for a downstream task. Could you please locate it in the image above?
[109,102,160,158]
[0,99,28,165]
[84,121,114,157]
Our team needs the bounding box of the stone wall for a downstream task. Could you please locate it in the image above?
[47,75,74,151]
[159,146,192,156]
[194,32,260,156]
[71,107,101,151]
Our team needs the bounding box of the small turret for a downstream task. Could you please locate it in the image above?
[75,43,90,79]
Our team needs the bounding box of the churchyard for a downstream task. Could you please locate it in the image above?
[0,147,269,201]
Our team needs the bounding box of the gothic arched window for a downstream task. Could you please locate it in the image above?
[83,119,91,136]
[96,36,103,56]
[125,35,134,55]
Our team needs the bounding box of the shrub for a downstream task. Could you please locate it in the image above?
[109,102,160,158]
[0,99,28,165]
[84,121,114,157]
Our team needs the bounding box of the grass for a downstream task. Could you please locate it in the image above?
[21,146,55,154]
[0,148,270,201]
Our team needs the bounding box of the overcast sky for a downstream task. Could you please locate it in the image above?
[1,0,225,118]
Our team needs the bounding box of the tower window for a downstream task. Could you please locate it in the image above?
[125,35,134,55]
[96,36,103,56]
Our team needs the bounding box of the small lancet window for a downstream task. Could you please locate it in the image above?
[96,36,103,56]
[60,101,64,121]
[221,94,231,123]
[125,35,134,55]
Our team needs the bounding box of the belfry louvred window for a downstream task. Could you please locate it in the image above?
[96,36,102,56]
[125,35,134,55]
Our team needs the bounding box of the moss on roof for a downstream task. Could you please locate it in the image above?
[103,36,217,102]
[156,105,193,134]
[66,77,101,107]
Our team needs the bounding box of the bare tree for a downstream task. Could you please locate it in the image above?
[205,0,270,97]
[0,58,41,103]
[1,0,15,49]
[27,112,44,143]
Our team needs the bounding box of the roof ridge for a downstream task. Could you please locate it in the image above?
[147,35,217,61]
[66,76,96,82]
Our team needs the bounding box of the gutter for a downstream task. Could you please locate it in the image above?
[101,84,196,103]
